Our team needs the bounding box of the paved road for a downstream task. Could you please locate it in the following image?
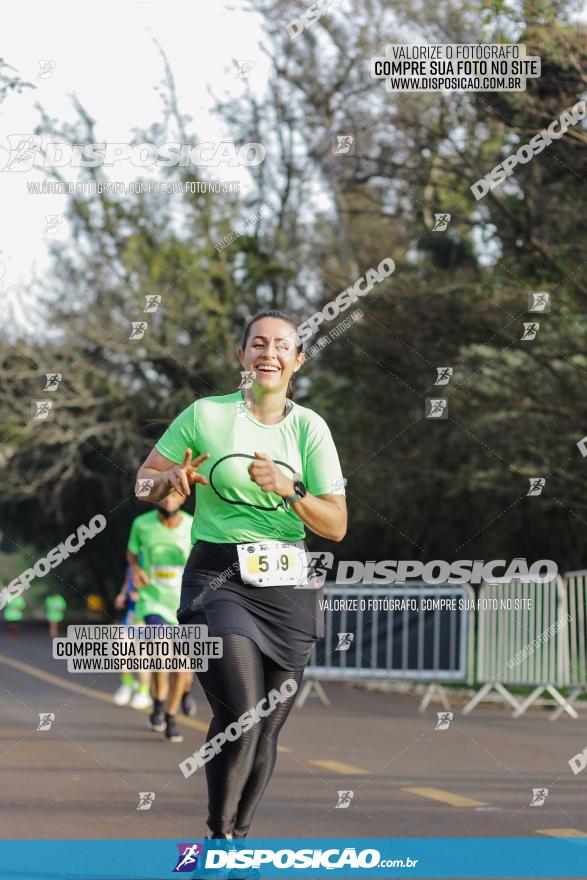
[1,626,586,851]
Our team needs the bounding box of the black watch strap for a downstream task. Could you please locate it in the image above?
[284,473,306,510]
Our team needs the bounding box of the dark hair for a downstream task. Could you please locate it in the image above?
[242,309,303,399]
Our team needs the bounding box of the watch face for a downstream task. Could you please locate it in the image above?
[294,479,307,498]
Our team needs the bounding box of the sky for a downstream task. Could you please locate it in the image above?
[2,1,586,316]
[0,0,270,306]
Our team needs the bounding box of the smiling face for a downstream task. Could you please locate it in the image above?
[237,316,304,394]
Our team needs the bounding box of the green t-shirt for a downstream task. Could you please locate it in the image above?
[128,510,194,624]
[4,595,26,622]
[44,595,66,622]
[155,390,345,544]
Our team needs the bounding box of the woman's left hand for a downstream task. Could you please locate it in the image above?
[248,451,294,497]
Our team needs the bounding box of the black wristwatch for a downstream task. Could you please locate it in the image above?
[283,473,307,510]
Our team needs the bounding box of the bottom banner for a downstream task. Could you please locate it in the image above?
[0,838,586,879]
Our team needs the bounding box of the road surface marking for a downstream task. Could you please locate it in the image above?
[402,786,488,807]
[309,760,368,775]
[537,828,587,838]
[0,652,209,733]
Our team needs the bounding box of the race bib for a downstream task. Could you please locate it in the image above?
[151,565,183,589]
[236,541,308,587]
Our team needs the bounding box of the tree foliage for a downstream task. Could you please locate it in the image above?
[1,2,586,604]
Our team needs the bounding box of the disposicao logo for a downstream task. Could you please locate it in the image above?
[173,842,203,872]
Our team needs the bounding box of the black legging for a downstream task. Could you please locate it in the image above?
[196,633,304,836]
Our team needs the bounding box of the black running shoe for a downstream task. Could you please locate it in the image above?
[148,708,165,732]
[181,691,197,717]
[164,714,184,743]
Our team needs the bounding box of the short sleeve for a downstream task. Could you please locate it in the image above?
[155,402,199,464]
[303,415,346,497]
[127,519,142,555]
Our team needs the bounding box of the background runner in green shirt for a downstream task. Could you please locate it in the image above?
[44,593,66,638]
[127,508,193,625]
[126,491,194,741]
[3,594,26,640]
[3,594,26,622]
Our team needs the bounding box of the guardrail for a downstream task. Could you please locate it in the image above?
[297,582,475,709]
[549,570,587,720]
[300,574,587,720]
[461,576,574,718]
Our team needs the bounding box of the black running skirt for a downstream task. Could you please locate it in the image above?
[177,541,323,671]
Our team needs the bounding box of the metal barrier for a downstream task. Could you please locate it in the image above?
[297,582,475,709]
[461,576,574,718]
[550,570,587,720]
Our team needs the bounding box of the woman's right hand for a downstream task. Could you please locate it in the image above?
[164,449,210,497]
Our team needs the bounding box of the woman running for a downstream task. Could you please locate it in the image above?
[134,309,347,839]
